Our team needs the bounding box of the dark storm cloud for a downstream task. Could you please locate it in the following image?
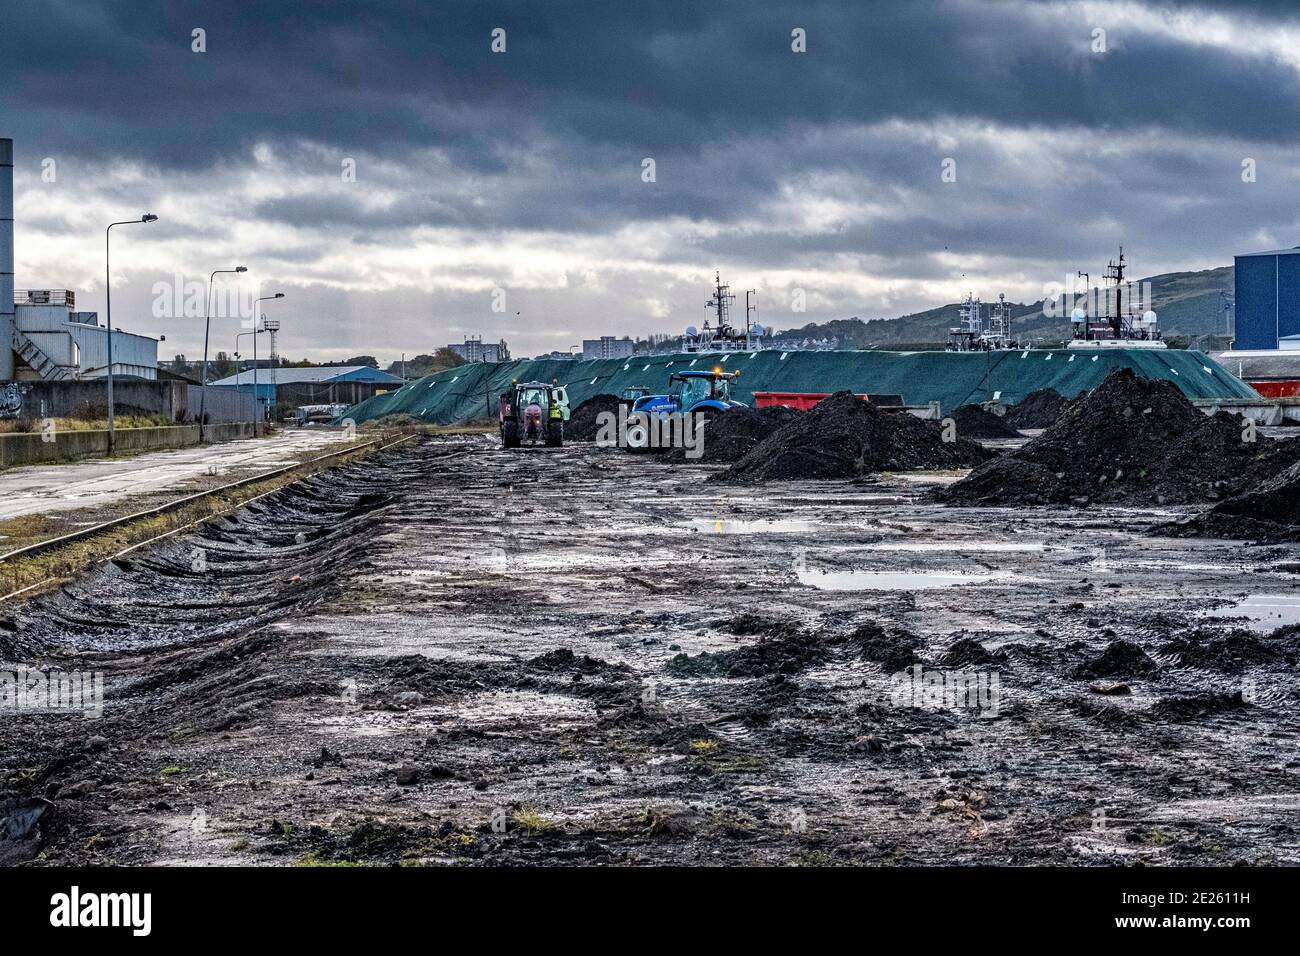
[5,0,1300,358]
[5,0,1300,176]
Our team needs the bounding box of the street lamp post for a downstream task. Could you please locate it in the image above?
[230,349,244,421]
[105,214,158,453]
[200,265,247,441]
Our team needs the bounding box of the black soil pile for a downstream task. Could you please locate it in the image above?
[952,404,1021,439]
[1150,691,1249,723]
[1073,639,1159,679]
[667,405,804,462]
[1160,628,1290,672]
[716,391,993,481]
[566,394,622,441]
[666,629,827,678]
[940,637,1004,667]
[1163,456,1300,542]
[666,617,922,678]
[939,369,1299,506]
[1004,388,1069,430]
[847,622,923,672]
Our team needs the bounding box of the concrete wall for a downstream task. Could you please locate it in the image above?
[0,421,258,468]
[185,385,250,424]
[8,380,250,424]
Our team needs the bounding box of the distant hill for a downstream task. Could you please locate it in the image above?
[777,265,1235,349]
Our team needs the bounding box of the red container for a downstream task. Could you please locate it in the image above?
[1249,380,1300,398]
[752,391,870,410]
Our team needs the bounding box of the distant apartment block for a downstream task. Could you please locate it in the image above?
[582,335,635,360]
[448,336,510,363]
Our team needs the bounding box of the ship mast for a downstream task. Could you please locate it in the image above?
[1104,247,1125,339]
[705,271,735,336]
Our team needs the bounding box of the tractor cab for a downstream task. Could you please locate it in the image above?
[631,368,746,419]
[499,380,568,448]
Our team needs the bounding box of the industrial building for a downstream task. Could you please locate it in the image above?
[1232,246,1300,350]
[1210,246,1300,396]
[209,364,405,412]
[12,289,159,380]
[582,335,635,360]
[2,139,159,384]
[448,336,510,363]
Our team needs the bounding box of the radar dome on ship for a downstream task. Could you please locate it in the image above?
[685,325,698,337]
[1143,310,1157,324]
[1071,308,1087,324]
[751,324,766,336]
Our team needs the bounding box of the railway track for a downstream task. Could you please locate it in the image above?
[0,432,418,604]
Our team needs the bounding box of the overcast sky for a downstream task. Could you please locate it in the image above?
[3,0,1299,362]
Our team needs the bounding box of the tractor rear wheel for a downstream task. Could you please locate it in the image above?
[546,421,564,447]
[501,423,521,448]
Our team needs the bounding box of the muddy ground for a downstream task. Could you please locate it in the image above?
[1,436,1298,866]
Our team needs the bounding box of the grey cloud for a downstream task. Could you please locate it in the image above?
[5,1,1300,357]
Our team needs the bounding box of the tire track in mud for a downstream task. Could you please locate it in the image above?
[1,440,467,659]
[5,438,1300,866]
[0,439,481,864]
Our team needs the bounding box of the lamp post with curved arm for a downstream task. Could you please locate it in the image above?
[200,265,247,439]
[105,214,158,453]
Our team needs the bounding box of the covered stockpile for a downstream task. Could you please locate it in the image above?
[341,348,1259,426]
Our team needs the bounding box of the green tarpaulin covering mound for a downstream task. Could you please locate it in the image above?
[341,348,1259,426]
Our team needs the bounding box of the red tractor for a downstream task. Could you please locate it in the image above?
[499,381,568,448]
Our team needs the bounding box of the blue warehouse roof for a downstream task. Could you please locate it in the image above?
[1236,246,1300,257]
[210,365,405,387]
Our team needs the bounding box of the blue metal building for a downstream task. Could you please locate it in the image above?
[210,364,405,411]
[1234,247,1300,350]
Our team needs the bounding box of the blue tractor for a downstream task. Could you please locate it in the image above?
[629,368,746,435]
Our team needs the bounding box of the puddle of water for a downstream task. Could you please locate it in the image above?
[686,518,821,534]
[1203,594,1300,632]
[438,690,594,728]
[771,494,910,504]
[893,472,966,486]
[797,569,1021,591]
[870,541,1045,553]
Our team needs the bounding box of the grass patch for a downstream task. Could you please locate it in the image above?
[0,415,173,434]
[295,850,363,867]
[689,739,719,754]
[1144,827,1172,848]
[160,765,188,777]
[511,807,558,833]
[0,513,58,543]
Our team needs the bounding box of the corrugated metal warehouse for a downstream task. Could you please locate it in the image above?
[210,365,405,411]
[1233,246,1300,350]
